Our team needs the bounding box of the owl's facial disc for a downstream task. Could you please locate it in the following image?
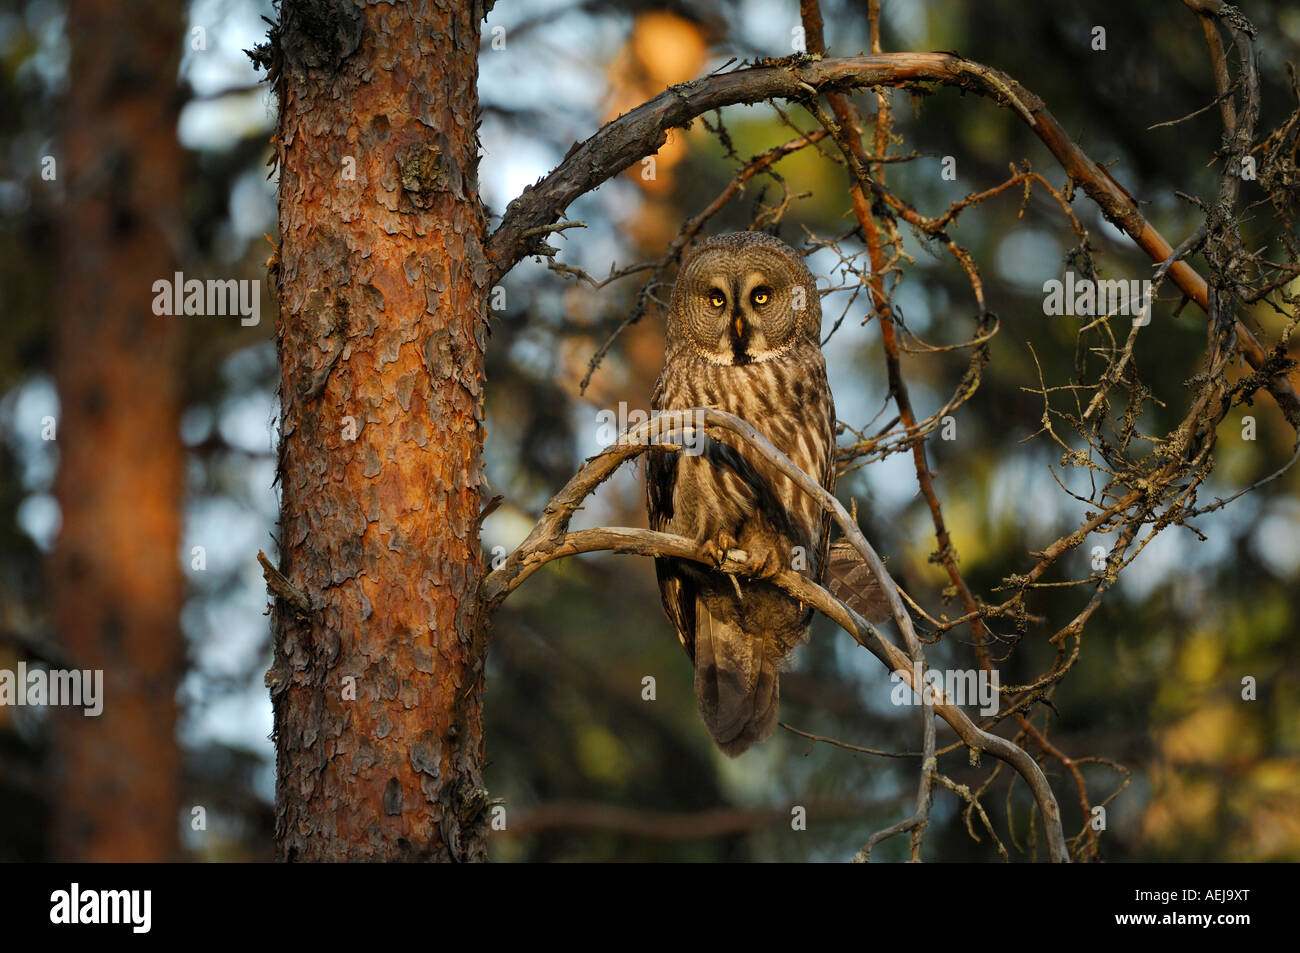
[692,269,796,366]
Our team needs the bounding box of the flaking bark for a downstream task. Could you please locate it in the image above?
[266,0,491,862]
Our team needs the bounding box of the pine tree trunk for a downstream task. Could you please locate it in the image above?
[50,0,185,861]
[267,0,491,861]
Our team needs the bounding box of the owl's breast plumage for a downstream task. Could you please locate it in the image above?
[648,344,836,573]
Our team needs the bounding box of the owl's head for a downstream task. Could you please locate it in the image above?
[667,232,822,365]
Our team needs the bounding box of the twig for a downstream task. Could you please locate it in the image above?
[779,722,917,759]
[257,549,312,617]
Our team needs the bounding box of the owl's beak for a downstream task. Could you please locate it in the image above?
[732,314,746,340]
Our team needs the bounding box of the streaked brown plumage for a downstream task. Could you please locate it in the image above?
[646,232,835,756]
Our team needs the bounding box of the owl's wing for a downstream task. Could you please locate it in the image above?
[646,448,697,660]
[826,540,893,623]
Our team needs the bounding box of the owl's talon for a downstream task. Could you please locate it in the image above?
[747,545,783,580]
[700,532,738,568]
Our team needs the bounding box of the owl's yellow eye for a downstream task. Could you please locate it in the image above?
[751,290,770,306]
[708,291,726,308]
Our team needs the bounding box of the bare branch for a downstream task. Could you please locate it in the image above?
[500,797,895,840]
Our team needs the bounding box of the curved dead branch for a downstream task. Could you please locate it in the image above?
[486,50,1299,430]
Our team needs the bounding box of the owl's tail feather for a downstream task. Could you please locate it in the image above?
[693,604,779,757]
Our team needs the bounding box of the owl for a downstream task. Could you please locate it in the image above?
[646,231,837,757]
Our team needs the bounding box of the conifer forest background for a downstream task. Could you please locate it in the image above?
[2,0,1299,862]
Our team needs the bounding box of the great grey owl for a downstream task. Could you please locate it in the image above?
[646,231,838,757]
